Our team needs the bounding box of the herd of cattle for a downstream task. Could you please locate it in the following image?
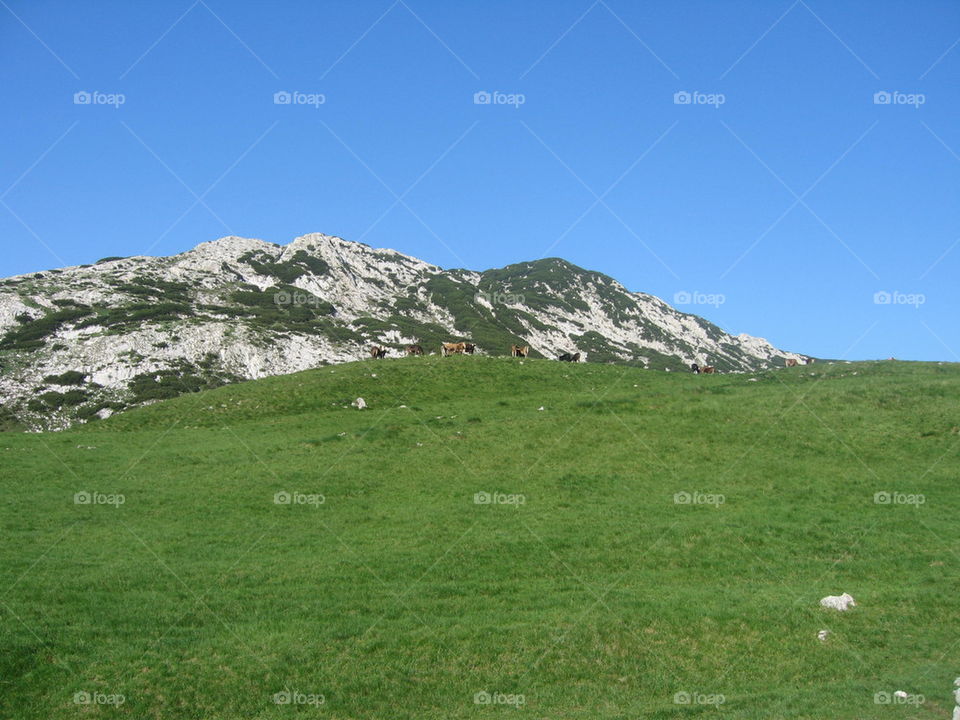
[367,343,815,370]
[367,342,581,361]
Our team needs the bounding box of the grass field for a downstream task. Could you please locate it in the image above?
[2,357,958,719]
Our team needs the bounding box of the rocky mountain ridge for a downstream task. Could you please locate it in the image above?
[0,233,805,430]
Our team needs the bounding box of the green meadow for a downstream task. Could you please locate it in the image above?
[2,357,957,719]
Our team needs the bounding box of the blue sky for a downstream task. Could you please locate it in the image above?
[2,0,958,360]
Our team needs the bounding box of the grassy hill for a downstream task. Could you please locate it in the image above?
[2,357,958,719]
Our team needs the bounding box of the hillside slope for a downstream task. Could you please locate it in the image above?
[1,358,957,719]
[0,233,805,430]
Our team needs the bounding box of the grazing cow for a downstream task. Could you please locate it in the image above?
[405,344,424,356]
[701,365,716,374]
[804,357,815,365]
[370,346,387,359]
[511,344,529,358]
[441,342,466,356]
[785,358,798,367]
[558,352,581,362]
[691,363,700,374]
[463,342,476,355]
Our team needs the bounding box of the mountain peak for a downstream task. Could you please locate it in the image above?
[0,232,805,430]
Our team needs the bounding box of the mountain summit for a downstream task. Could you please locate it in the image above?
[0,233,803,430]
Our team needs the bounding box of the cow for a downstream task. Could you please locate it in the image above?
[370,346,387,359]
[463,342,476,355]
[558,352,581,362]
[785,358,798,367]
[804,357,815,365]
[405,344,424,356]
[701,366,716,374]
[511,344,529,358]
[691,363,700,374]
[441,342,465,356]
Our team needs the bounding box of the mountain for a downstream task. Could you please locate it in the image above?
[0,233,804,430]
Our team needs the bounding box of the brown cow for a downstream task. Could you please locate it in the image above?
[370,346,387,359]
[511,344,529,358]
[441,342,465,356]
[701,365,716,374]
[405,344,424,356]
[785,358,798,367]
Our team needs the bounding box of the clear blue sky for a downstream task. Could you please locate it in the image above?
[2,0,958,360]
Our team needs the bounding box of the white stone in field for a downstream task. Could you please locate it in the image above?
[820,593,856,611]
[352,397,366,410]
[817,629,830,641]
[953,679,960,720]
[894,690,908,699]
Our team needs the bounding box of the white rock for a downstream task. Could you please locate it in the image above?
[352,397,366,410]
[893,690,908,699]
[820,593,856,611]
[817,629,830,641]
